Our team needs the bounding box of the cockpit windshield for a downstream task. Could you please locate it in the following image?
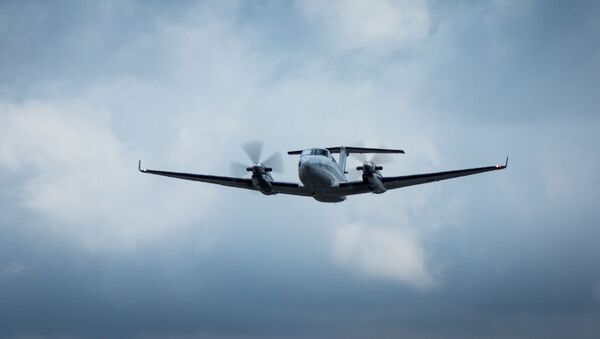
[313,149,330,157]
[301,148,331,157]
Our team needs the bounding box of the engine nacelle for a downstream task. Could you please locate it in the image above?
[245,165,275,195]
[362,172,387,194]
[358,161,386,194]
[252,173,274,195]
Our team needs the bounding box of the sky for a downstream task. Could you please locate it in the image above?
[1,0,599,338]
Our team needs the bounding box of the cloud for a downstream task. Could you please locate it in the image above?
[1,0,600,337]
[298,0,430,54]
[0,100,219,251]
[333,223,433,288]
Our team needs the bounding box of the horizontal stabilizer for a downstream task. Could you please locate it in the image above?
[328,146,404,155]
[288,146,404,155]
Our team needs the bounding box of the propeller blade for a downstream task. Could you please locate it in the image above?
[371,152,393,165]
[243,140,263,164]
[350,152,367,163]
[263,151,284,173]
[230,161,249,177]
[350,140,367,162]
[351,142,394,165]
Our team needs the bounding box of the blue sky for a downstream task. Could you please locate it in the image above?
[1,0,599,338]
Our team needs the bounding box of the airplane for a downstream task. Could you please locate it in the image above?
[138,141,508,203]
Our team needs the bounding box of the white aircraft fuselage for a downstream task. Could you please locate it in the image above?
[297,148,348,202]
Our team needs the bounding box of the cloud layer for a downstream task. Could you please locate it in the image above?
[333,223,433,287]
[1,0,600,338]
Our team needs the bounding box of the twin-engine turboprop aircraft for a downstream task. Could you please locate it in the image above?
[139,141,507,203]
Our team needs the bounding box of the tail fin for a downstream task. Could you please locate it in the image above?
[339,146,348,174]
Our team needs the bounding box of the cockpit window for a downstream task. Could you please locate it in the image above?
[312,149,330,157]
[301,148,331,157]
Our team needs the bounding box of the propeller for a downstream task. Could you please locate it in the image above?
[243,140,263,164]
[351,152,394,166]
[348,142,394,179]
[230,140,284,176]
[349,140,394,165]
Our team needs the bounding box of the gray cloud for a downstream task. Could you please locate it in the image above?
[1,0,599,338]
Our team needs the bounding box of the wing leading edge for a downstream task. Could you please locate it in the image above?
[338,157,508,196]
[138,161,310,196]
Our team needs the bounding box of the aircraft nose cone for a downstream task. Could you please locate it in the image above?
[299,160,316,185]
[299,161,311,175]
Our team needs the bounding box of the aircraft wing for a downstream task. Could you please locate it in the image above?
[338,158,508,196]
[138,161,310,196]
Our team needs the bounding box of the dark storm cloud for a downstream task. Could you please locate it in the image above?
[1,0,600,338]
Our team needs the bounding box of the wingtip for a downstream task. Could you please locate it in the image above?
[496,156,508,169]
[496,156,509,169]
[138,160,145,172]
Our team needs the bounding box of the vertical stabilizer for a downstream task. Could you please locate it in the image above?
[338,146,347,175]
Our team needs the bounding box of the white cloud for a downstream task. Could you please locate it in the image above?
[332,223,433,288]
[0,101,219,251]
[299,0,430,54]
[0,2,265,252]
[1,1,599,336]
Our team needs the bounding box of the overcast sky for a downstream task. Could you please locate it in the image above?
[1,0,600,338]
